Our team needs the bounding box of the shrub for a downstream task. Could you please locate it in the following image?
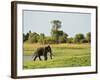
[80,39,88,43]
[44,37,56,44]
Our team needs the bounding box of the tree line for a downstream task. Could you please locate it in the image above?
[23,20,91,44]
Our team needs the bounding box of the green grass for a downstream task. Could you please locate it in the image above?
[23,43,91,69]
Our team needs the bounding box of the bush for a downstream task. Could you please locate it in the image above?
[58,36,67,43]
[44,37,56,44]
[80,39,88,43]
[38,33,45,44]
[67,38,74,43]
[74,33,85,43]
[28,32,39,43]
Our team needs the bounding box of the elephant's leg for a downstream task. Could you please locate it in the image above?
[44,55,48,61]
[33,55,37,61]
[39,56,42,61]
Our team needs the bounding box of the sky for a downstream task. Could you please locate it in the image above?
[23,10,91,37]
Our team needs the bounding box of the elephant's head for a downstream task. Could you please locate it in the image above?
[45,45,52,59]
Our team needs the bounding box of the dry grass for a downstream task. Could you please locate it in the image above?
[24,43,90,50]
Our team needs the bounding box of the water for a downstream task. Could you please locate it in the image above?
[23,55,45,61]
[23,55,32,62]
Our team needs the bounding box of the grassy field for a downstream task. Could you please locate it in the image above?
[23,43,91,69]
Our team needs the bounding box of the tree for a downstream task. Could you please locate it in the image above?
[23,33,29,42]
[58,36,66,43]
[23,33,26,42]
[28,32,39,43]
[51,20,62,39]
[44,37,56,44]
[58,33,68,43]
[51,20,61,31]
[25,33,29,40]
[51,20,62,43]
[62,33,68,40]
[38,33,45,44]
[74,33,85,43]
[50,20,69,43]
[80,39,88,43]
[86,32,91,43]
[67,38,74,43]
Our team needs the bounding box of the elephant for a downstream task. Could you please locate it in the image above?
[32,45,52,61]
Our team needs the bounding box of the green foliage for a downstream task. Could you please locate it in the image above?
[67,38,74,43]
[58,33,68,43]
[51,30,59,42]
[50,30,68,43]
[58,36,66,43]
[23,33,29,42]
[28,32,39,43]
[86,32,91,43]
[23,20,90,44]
[80,39,88,43]
[51,20,61,31]
[23,33,26,42]
[38,33,45,44]
[74,33,85,43]
[51,20,62,43]
[44,37,56,44]
[50,20,69,43]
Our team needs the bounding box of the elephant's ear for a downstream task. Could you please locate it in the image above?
[43,47,47,53]
[47,46,52,59]
[47,45,50,48]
